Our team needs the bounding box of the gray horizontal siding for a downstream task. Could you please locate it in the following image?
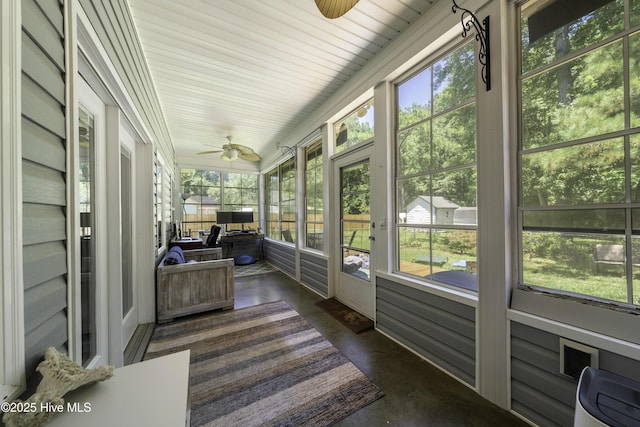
[22,204,66,245]
[22,77,66,138]
[300,251,328,296]
[22,161,66,206]
[22,0,68,387]
[376,277,476,386]
[22,118,66,172]
[263,240,296,277]
[22,0,64,71]
[510,321,640,426]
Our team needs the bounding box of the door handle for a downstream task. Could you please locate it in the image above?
[369,236,375,241]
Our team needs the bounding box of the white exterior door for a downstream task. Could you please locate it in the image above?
[333,146,374,318]
[77,77,109,368]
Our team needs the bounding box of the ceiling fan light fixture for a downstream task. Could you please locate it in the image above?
[221,147,239,161]
[315,0,359,19]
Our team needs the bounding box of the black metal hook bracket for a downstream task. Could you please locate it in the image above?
[276,141,296,158]
[452,1,491,91]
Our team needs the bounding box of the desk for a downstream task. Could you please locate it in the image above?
[220,233,264,259]
[48,350,190,427]
[170,237,203,250]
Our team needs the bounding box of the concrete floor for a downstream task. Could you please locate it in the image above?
[234,271,529,427]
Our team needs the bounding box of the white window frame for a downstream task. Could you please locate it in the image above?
[303,139,324,252]
[265,158,296,242]
[393,38,479,290]
[512,0,640,345]
[0,0,25,401]
[153,152,173,254]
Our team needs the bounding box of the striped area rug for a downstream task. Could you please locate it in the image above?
[144,301,384,426]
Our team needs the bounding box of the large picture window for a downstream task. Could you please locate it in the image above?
[265,158,296,242]
[304,140,323,250]
[180,169,258,235]
[518,0,640,307]
[395,41,477,291]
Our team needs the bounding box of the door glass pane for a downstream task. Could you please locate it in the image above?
[121,153,133,316]
[79,108,97,366]
[340,161,370,281]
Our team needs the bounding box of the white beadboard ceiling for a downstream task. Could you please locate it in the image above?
[128,0,437,166]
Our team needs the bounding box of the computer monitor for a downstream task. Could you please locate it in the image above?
[216,211,233,224]
[216,210,253,224]
[232,211,253,224]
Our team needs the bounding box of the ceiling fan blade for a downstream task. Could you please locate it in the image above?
[315,0,359,19]
[229,143,256,154]
[197,150,223,155]
[238,152,261,162]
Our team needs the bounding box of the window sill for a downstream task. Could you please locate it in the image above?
[299,247,327,259]
[376,271,478,308]
[511,287,640,347]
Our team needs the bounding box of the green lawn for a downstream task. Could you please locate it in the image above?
[523,257,640,304]
[396,229,639,305]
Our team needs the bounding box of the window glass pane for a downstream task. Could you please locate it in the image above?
[633,0,640,25]
[397,228,477,289]
[79,107,97,366]
[522,231,629,303]
[520,0,623,74]
[395,39,476,291]
[432,105,476,170]
[631,32,640,128]
[429,230,477,288]
[523,209,625,231]
[398,227,430,275]
[522,41,624,149]
[242,173,257,189]
[633,210,640,304]
[267,219,279,239]
[398,176,430,225]
[632,237,640,305]
[433,42,475,114]
[335,100,374,153]
[304,141,323,250]
[281,223,295,243]
[306,224,323,251]
[432,168,477,221]
[521,139,625,206]
[397,123,430,176]
[398,68,431,129]
[519,1,639,307]
[181,168,257,233]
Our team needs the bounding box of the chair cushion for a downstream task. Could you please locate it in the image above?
[164,252,183,265]
[234,255,256,265]
[166,246,185,264]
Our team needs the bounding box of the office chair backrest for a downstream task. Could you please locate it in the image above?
[206,225,221,247]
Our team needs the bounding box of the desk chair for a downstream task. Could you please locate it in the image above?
[205,225,221,248]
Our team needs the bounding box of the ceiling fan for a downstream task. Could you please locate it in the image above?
[197,136,261,162]
[314,0,359,19]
